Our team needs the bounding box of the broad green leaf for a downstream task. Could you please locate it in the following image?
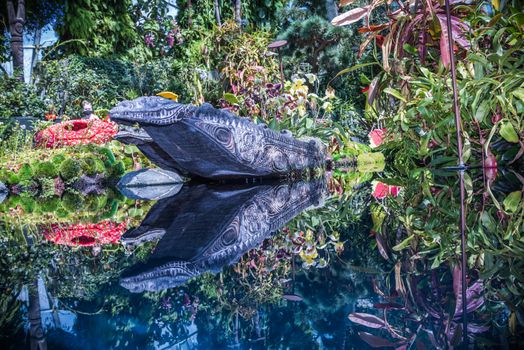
[499,122,519,143]
[392,234,414,251]
[331,62,378,81]
[383,87,406,102]
[223,93,239,105]
[512,88,524,103]
[305,118,314,129]
[503,191,522,213]
[474,100,490,123]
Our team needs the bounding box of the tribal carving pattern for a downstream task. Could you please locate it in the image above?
[120,178,326,293]
[110,97,326,178]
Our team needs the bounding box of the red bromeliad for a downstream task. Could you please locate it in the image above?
[34,119,118,148]
[42,220,127,246]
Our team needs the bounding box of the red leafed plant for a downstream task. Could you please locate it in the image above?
[332,0,471,69]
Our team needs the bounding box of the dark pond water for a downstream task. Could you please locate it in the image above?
[1,168,523,349]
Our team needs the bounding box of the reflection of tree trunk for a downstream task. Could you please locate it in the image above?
[234,0,241,26]
[28,280,47,350]
[214,0,221,26]
[325,0,338,21]
[6,0,26,79]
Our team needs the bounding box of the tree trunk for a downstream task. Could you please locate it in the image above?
[29,27,41,84]
[234,0,241,26]
[214,0,222,26]
[187,0,193,27]
[325,0,338,21]
[6,0,26,79]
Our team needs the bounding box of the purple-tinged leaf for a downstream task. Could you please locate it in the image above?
[373,302,404,310]
[367,76,381,106]
[375,231,389,260]
[467,323,490,333]
[415,339,427,350]
[358,331,396,348]
[331,6,371,26]
[349,312,386,329]
[439,25,451,68]
[283,294,303,302]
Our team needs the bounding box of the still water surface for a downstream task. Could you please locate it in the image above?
[0,169,522,349]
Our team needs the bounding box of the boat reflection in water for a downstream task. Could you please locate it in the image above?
[120,177,327,293]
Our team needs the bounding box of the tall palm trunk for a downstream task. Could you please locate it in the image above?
[6,0,26,79]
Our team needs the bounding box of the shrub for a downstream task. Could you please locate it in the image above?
[109,160,125,178]
[80,157,105,176]
[52,154,66,166]
[39,177,57,198]
[61,192,85,213]
[59,158,81,181]
[18,164,33,181]
[33,161,59,179]
[35,56,183,116]
[0,75,46,118]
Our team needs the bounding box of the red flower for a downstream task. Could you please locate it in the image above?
[368,128,387,148]
[361,86,370,93]
[45,113,57,121]
[372,181,390,199]
[42,220,127,246]
[376,35,384,47]
[372,181,401,199]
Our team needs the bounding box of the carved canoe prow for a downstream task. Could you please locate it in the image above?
[110,96,326,179]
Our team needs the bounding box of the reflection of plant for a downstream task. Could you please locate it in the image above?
[348,264,489,348]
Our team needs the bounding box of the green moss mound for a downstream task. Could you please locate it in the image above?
[33,161,59,179]
[80,157,106,176]
[59,159,81,181]
[61,192,85,212]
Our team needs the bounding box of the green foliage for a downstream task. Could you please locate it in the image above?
[55,0,145,58]
[61,192,85,213]
[79,156,105,176]
[35,55,183,116]
[0,75,46,118]
[278,16,367,102]
[59,158,81,181]
[32,161,59,179]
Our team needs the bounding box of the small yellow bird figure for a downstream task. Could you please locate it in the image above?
[157,91,179,102]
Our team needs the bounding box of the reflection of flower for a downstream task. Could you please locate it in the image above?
[42,220,127,246]
[368,128,387,148]
[372,181,401,199]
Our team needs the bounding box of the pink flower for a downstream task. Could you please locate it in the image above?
[372,181,389,199]
[491,114,502,124]
[369,128,387,148]
[372,181,401,199]
[389,185,401,197]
